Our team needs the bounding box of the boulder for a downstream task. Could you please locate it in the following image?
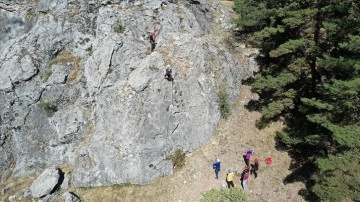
[29,167,62,198]
[63,192,81,202]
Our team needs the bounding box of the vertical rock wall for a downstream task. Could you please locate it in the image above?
[0,0,246,186]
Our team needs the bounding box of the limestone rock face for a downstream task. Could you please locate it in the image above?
[0,0,248,186]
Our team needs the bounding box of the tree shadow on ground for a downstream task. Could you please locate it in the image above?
[245,99,262,112]
[242,78,264,113]
[242,83,322,201]
[275,136,321,202]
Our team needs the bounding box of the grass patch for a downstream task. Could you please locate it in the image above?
[218,88,231,119]
[113,19,125,33]
[37,101,58,116]
[42,68,53,82]
[170,149,186,169]
[200,188,248,202]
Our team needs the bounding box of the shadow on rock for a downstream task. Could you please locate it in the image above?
[49,168,65,195]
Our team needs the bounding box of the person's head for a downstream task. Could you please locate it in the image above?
[228,168,233,173]
[254,158,259,163]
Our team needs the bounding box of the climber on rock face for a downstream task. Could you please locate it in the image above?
[165,67,173,81]
[149,23,161,52]
[149,33,156,51]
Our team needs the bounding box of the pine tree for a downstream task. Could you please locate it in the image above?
[234,0,360,201]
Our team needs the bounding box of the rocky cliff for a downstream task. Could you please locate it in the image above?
[0,0,250,189]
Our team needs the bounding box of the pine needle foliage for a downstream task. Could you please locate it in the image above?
[234,0,360,201]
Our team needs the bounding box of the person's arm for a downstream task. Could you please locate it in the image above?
[153,24,162,39]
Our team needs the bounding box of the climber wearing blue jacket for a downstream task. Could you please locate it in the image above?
[212,159,221,179]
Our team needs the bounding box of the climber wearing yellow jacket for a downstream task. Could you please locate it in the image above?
[226,168,235,189]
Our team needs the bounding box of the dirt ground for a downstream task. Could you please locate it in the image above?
[76,85,306,202]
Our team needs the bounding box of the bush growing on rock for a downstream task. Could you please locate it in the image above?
[37,101,58,116]
[170,149,186,169]
[113,19,124,33]
[218,88,230,119]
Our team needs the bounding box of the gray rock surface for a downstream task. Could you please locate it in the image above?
[63,192,81,202]
[0,0,252,188]
[29,167,61,198]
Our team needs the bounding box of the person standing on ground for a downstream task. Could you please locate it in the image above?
[241,167,250,190]
[243,148,253,166]
[250,158,259,178]
[226,168,235,189]
[212,159,221,179]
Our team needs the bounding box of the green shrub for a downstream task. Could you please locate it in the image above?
[201,188,248,202]
[218,88,231,119]
[37,101,58,116]
[113,19,125,33]
[170,149,186,169]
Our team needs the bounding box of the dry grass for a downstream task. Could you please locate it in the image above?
[220,0,235,8]
[0,174,35,201]
[58,163,74,177]
[74,178,174,202]
[50,51,82,84]
[50,51,78,65]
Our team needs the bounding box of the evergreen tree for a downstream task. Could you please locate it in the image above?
[234,0,360,201]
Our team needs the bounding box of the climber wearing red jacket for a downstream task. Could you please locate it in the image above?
[149,23,161,52]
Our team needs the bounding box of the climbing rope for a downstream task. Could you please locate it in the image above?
[166,74,175,137]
